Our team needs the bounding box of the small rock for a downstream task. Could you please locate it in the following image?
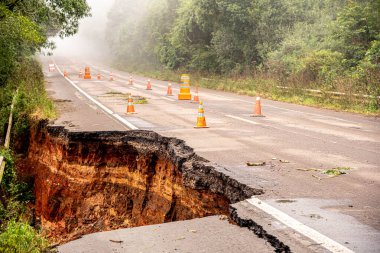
[219,215,227,220]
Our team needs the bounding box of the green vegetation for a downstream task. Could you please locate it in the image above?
[297,167,352,179]
[102,92,149,104]
[0,0,90,250]
[107,0,380,114]
[132,96,148,104]
[0,147,47,252]
[0,220,49,253]
[322,167,351,177]
[104,91,126,96]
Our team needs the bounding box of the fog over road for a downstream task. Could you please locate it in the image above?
[43,56,380,253]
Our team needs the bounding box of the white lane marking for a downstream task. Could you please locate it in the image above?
[225,114,258,125]
[161,96,175,102]
[248,197,354,253]
[54,62,139,130]
[264,104,355,123]
[113,114,139,130]
[227,113,380,154]
[233,97,365,123]
[204,94,359,125]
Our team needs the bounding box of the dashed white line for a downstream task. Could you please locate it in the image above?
[225,114,258,125]
[54,62,139,130]
[161,96,175,102]
[248,197,354,253]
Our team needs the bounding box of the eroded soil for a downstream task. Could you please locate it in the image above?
[18,121,262,243]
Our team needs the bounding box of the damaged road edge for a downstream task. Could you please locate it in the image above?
[18,120,293,252]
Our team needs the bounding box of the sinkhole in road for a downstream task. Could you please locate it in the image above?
[18,121,262,243]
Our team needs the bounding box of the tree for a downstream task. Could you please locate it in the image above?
[333,0,380,67]
[0,0,91,86]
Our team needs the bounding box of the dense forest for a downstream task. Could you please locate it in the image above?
[107,0,380,112]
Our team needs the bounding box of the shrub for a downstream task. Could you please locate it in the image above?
[0,220,49,253]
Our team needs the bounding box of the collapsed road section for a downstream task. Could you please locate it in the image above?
[19,121,265,245]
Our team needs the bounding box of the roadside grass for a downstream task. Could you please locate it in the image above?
[1,57,56,138]
[113,65,380,116]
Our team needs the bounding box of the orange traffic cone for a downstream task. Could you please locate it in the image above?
[125,95,136,114]
[192,86,199,103]
[79,70,83,78]
[110,72,114,81]
[251,97,265,117]
[146,79,152,90]
[64,70,68,77]
[195,101,209,128]
[97,73,101,80]
[84,67,91,79]
[128,76,133,85]
[166,83,173,96]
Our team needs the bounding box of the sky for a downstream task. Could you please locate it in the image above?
[52,0,115,60]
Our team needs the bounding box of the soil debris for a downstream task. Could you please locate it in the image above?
[109,240,123,243]
[298,167,351,179]
[275,199,296,204]
[246,161,266,166]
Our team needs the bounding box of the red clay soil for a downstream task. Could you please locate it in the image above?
[18,121,261,243]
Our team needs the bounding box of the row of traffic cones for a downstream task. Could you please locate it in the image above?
[124,93,264,129]
[123,93,209,128]
[143,78,198,101]
[67,67,264,127]
[74,68,116,81]
[72,68,197,102]
[146,80,200,103]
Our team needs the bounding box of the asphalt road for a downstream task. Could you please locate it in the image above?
[45,56,380,252]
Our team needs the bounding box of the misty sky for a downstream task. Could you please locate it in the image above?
[52,0,115,60]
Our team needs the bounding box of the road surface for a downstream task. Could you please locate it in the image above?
[43,56,380,252]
